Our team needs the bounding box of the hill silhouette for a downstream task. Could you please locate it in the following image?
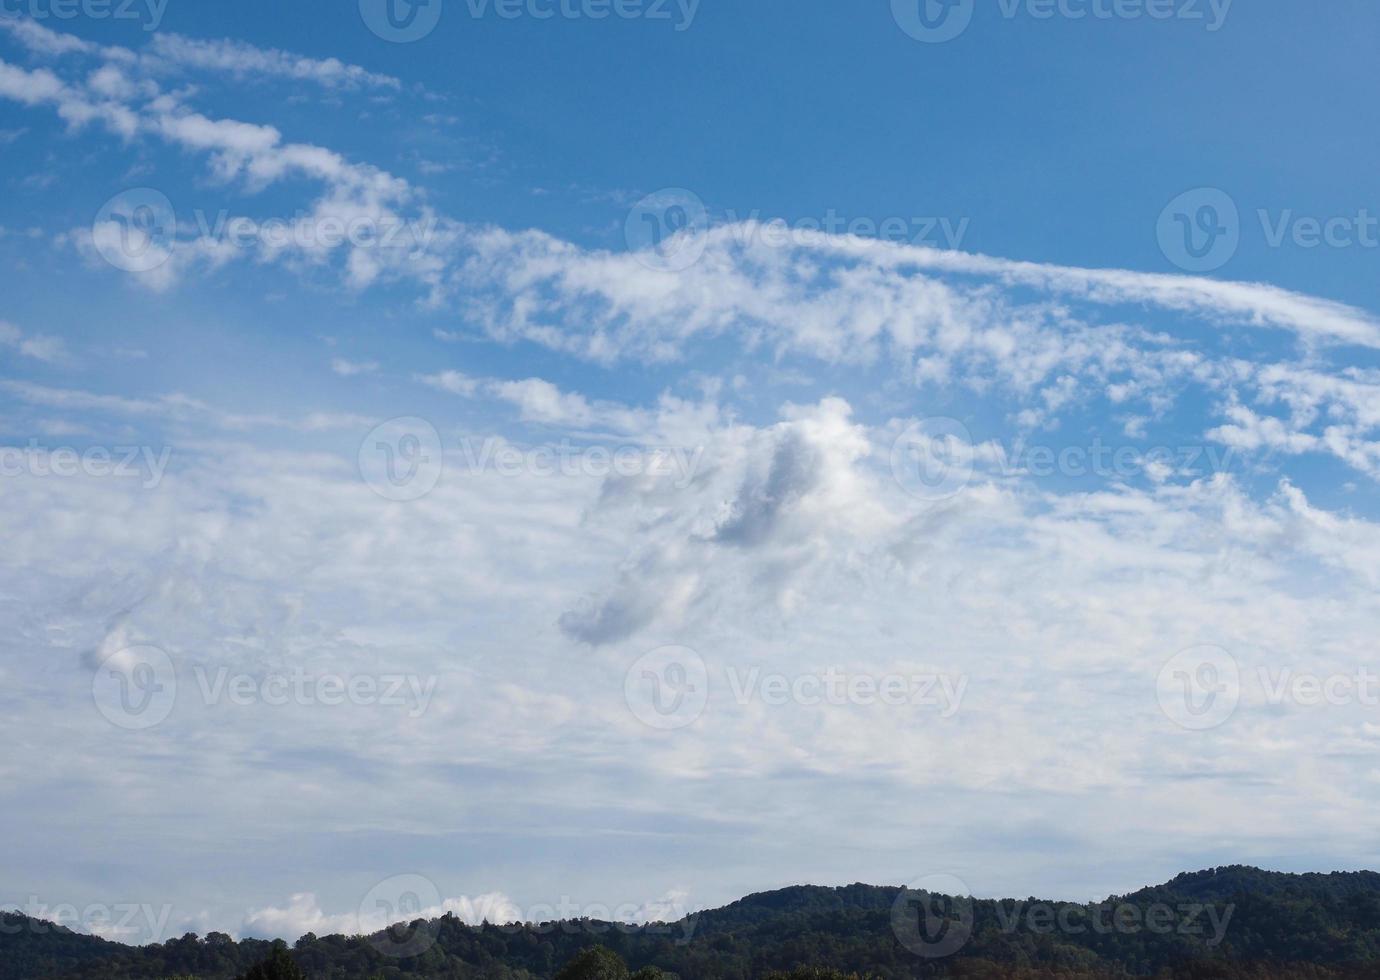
[6,866,1380,979]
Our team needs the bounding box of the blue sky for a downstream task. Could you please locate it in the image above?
[3,0,1380,950]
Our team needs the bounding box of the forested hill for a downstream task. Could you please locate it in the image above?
[6,866,1380,979]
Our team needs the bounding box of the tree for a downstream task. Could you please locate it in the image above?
[239,943,305,980]
[554,946,630,980]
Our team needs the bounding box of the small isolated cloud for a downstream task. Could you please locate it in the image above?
[418,369,479,396]
[0,320,68,363]
[330,358,379,377]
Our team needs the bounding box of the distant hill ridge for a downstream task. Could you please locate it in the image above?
[6,865,1380,979]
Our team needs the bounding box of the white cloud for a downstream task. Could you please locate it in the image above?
[1,16,401,92]
[0,321,67,363]
[5,14,1380,940]
[418,369,480,396]
[146,33,402,91]
[330,358,379,378]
